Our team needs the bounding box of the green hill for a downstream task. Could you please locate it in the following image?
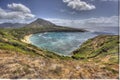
[72,35,119,59]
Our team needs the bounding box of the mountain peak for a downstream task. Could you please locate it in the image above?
[32,18,56,26]
[35,18,45,21]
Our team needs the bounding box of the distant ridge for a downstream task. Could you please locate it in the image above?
[0,23,26,28]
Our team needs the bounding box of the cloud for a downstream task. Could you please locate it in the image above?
[45,16,118,27]
[0,3,35,23]
[7,3,31,13]
[83,16,118,27]
[63,0,96,11]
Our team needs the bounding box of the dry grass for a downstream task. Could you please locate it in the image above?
[0,50,118,79]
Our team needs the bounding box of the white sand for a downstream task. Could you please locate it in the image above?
[21,34,32,44]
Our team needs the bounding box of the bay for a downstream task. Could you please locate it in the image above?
[29,32,98,56]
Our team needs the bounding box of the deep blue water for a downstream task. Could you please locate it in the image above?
[30,32,98,56]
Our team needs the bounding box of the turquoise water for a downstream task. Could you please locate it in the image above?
[30,32,98,56]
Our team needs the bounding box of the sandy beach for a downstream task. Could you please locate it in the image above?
[21,34,32,44]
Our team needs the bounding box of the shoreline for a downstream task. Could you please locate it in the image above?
[21,34,32,44]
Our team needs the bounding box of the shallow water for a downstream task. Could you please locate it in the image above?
[30,32,98,56]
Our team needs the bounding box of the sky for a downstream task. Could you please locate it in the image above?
[0,0,119,28]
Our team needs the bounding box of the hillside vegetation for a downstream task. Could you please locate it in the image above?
[72,35,119,59]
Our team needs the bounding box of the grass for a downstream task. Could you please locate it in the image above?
[72,35,119,59]
[102,66,118,74]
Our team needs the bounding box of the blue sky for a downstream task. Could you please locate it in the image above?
[0,0,119,27]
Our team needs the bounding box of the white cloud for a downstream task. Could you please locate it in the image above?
[63,0,96,11]
[45,16,118,27]
[0,3,35,23]
[7,3,31,13]
[83,16,118,27]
